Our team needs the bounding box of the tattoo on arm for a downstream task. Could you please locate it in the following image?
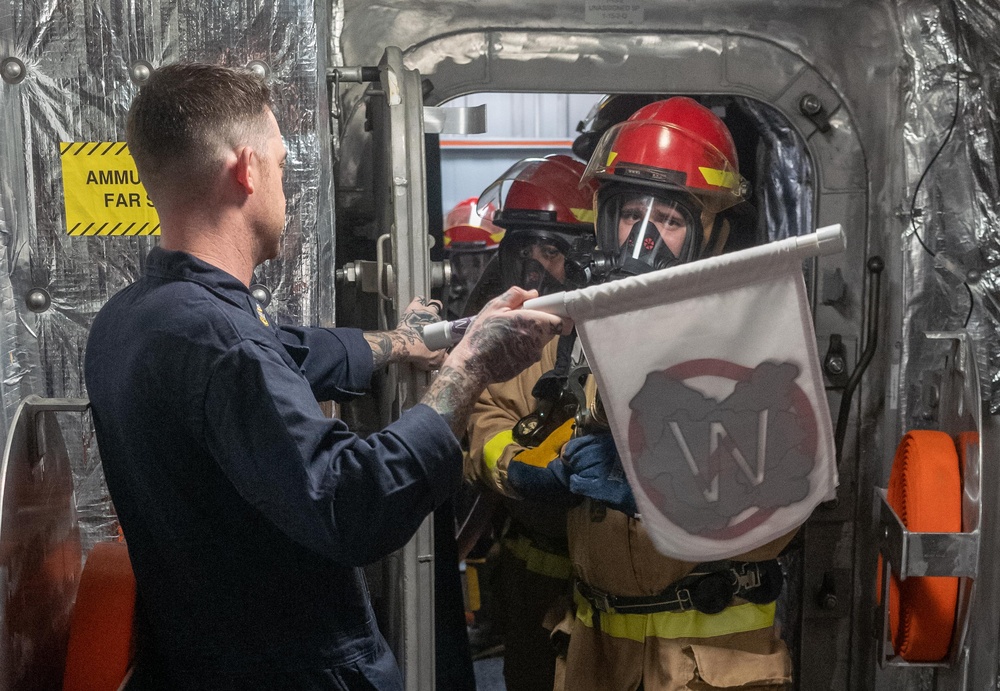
[364,297,443,368]
[364,332,394,369]
[421,364,486,437]
[464,315,559,383]
[419,293,560,435]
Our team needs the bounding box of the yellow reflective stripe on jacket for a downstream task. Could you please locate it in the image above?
[483,430,515,471]
[573,590,775,642]
[502,534,573,580]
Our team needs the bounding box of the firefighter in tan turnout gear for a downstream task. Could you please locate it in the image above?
[465,154,599,691]
[491,98,796,690]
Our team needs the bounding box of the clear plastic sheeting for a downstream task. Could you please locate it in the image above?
[954,0,1000,412]
[736,98,814,245]
[0,0,332,550]
[897,0,1000,420]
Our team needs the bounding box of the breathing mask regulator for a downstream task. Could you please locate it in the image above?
[593,183,704,279]
[495,208,598,296]
[498,210,604,448]
[496,191,706,307]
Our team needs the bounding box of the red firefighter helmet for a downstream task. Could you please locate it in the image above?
[583,97,747,213]
[479,154,598,229]
[585,98,748,274]
[477,155,599,295]
[443,197,504,251]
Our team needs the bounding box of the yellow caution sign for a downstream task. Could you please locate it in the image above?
[60,142,160,236]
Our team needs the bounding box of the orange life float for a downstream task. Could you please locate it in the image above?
[884,430,962,662]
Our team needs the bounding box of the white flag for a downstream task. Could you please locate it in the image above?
[545,227,841,562]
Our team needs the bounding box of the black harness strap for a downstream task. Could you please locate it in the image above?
[576,559,784,616]
[512,331,581,448]
[529,330,578,402]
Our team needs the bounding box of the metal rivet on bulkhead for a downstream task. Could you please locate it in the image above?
[1,57,26,84]
[250,284,271,308]
[129,61,153,85]
[25,288,51,313]
[825,356,846,376]
[799,94,822,116]
[247,61,270,79]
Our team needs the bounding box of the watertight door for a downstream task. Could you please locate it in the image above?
[367,45,437,691]
[362,45,487,690]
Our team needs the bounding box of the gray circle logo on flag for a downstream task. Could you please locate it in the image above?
[628,359,817,538]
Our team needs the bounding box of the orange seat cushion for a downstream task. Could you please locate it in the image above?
[62,541,136,691]
[886,430,961,662]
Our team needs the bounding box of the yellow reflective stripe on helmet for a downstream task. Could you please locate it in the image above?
[573,590,775,642]
[606,151,618,167]
[483,429,515,471]
[570,207,596,224]
[502,534,573,580]
[698,166,740,190]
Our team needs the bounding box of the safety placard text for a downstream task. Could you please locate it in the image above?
[585,1,644,23]
[60,142,160,236]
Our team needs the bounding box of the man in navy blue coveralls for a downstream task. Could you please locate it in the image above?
[84,63,567,690]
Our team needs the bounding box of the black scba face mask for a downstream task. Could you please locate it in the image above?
[499,229,591,295]
[596,185,703,277]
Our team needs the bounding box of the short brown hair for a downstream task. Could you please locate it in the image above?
[126,62,272,200]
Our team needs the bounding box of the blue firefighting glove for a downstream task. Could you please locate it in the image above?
[505,419,581,506]
[563,433,638,517]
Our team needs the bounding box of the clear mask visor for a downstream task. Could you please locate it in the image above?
[477,158,549,215]
[598,192,699,272]
[500,231,578,294]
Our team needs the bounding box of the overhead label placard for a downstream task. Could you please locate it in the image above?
[585,1,644,24]
[60,142,160,236]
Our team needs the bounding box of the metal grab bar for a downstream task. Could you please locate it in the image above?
[835,256,884,466]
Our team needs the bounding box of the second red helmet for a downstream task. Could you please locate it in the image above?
[478,155,599,295]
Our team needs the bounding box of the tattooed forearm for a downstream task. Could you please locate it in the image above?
[421,364,487,436]
[421,288,563,433]
[365,329,428,367]
[364,297,445,369]
[364,332,395,369]
[464,315,559,383]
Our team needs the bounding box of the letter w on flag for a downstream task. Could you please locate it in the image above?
[534,226,843,561]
